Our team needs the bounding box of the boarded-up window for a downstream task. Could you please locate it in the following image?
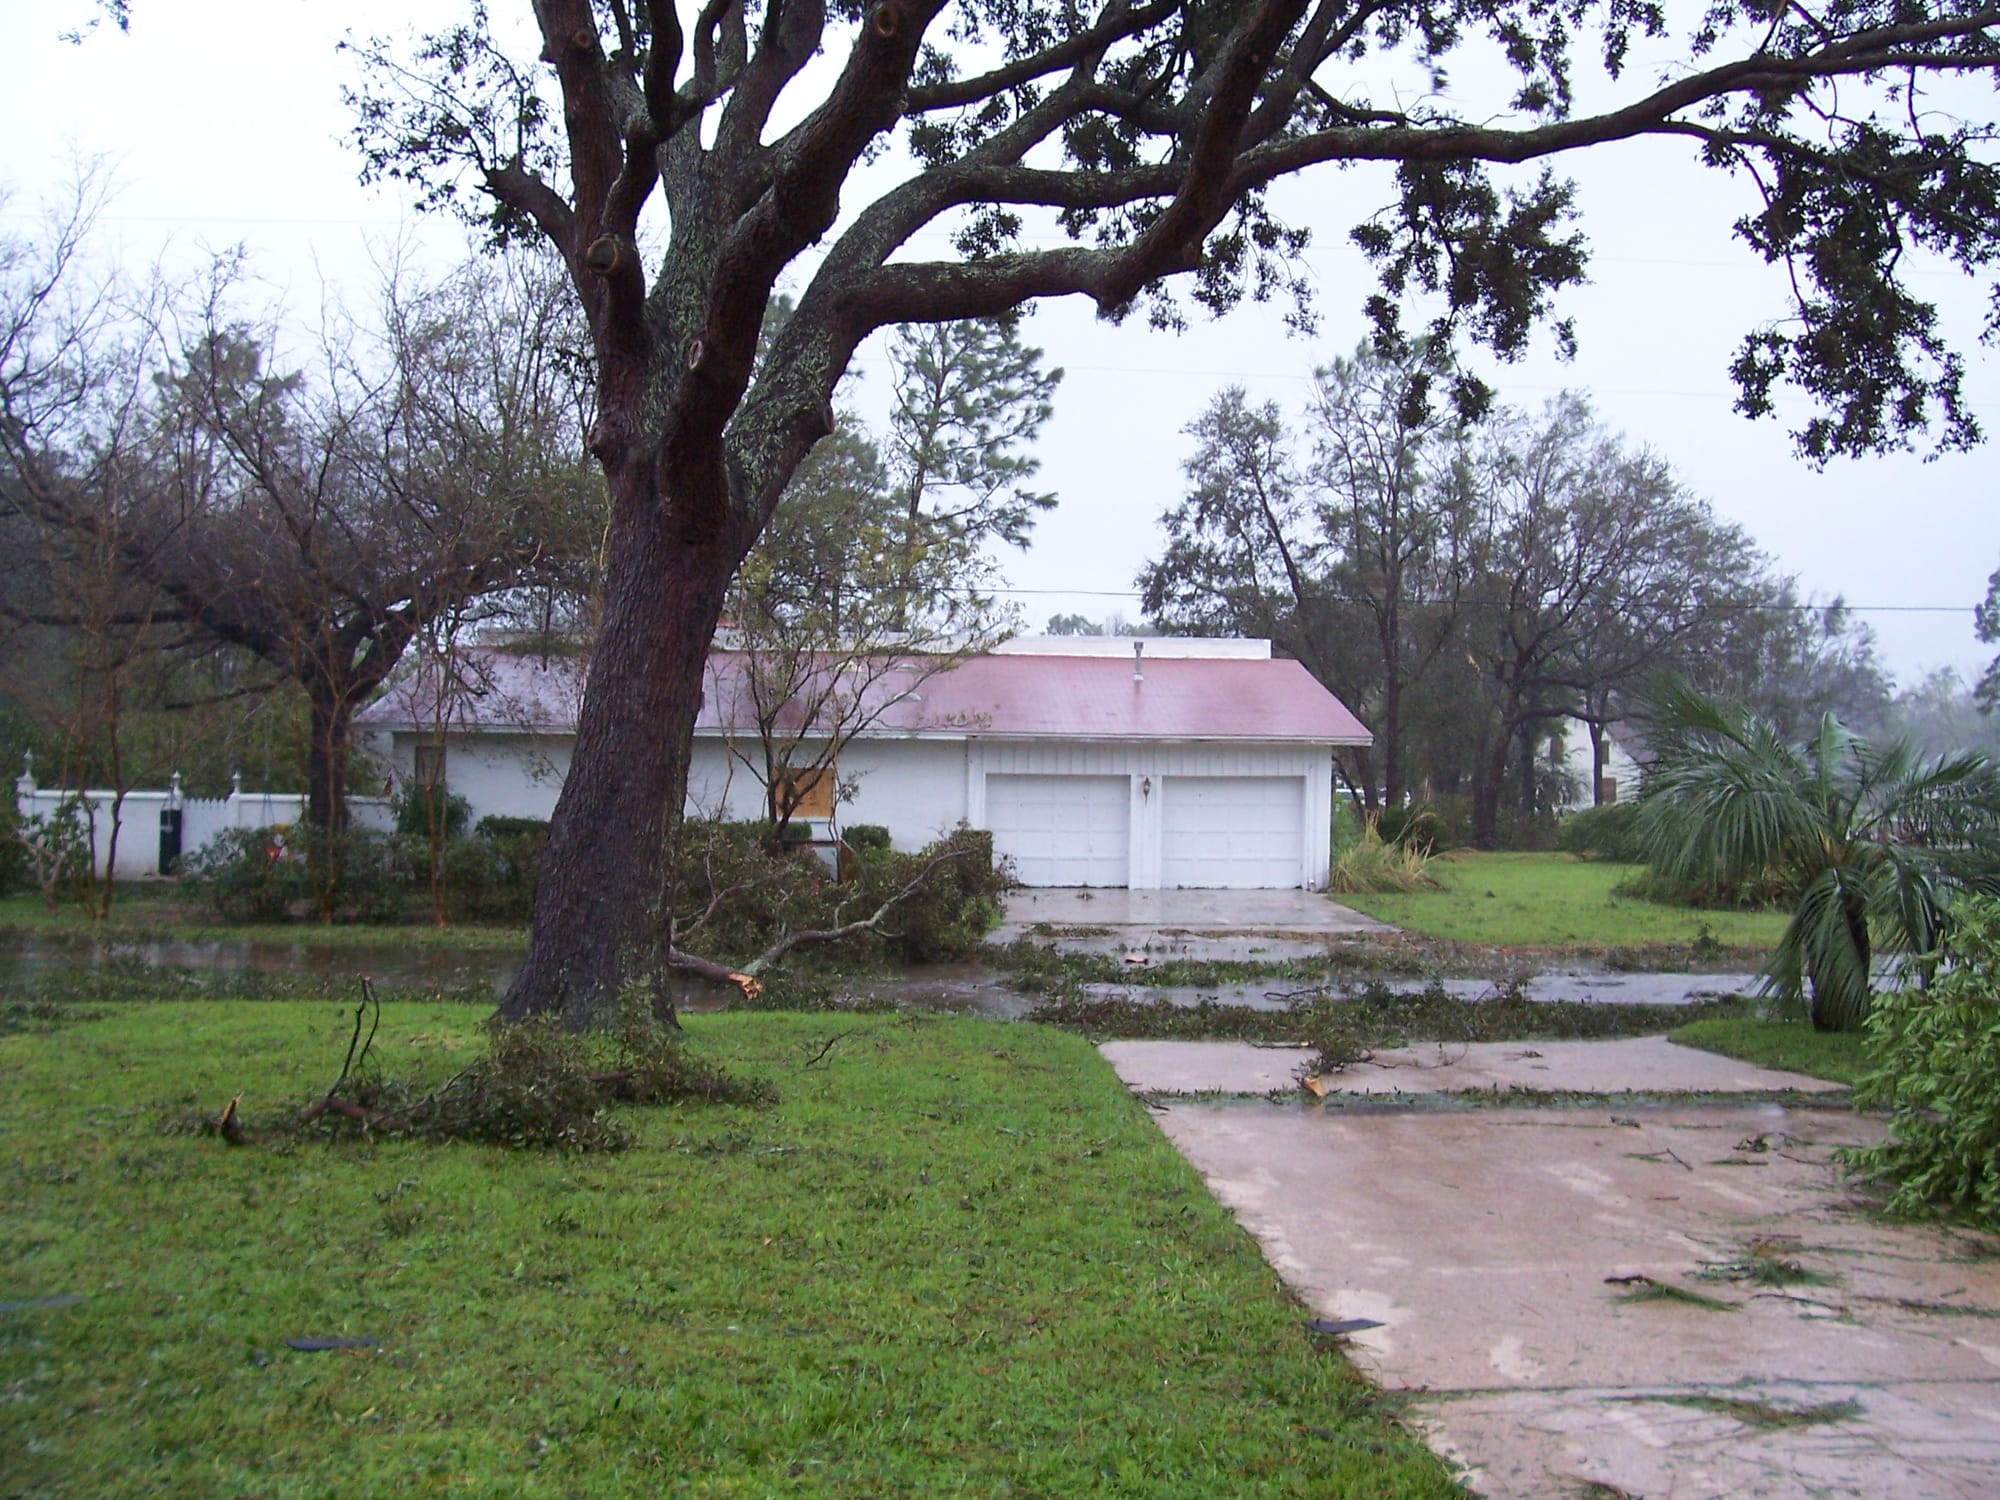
[774,764,835,821]
[414,743,447,790]
[1598,777,1618,804]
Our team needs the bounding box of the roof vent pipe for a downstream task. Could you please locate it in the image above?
[1133,640,1144,682]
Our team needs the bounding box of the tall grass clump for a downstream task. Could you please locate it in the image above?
[1325,826,1439,895]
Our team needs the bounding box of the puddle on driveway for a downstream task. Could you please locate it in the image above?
[1079,971,1762,1012]
[1007,931,1348,964]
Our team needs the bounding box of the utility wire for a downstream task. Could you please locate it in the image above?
[982,585,1979,614]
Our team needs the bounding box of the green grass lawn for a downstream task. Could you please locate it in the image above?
[1335,852,1792,952]
[0,1003,1456,1498]
[1668,1018,1870,1086]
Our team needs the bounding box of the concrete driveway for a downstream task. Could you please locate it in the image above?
[991,887,1391,960]
[1105,1040,2000,1499]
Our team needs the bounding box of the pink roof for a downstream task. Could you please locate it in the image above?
[360,646,1371,745]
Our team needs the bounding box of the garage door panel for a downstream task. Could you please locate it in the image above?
[1161,776,1303,889]
[987,774,1129,887]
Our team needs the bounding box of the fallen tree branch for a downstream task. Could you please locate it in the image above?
[664,845,978,998]
[740,846,976,977]
[333,980,382,1093]
[297,1094,410,1132]
[293,978,410,1132]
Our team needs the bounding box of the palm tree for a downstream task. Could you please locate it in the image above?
[1636,682,2000,1031]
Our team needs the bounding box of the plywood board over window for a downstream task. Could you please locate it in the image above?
[773,764,836,821]
[414,743,447,790]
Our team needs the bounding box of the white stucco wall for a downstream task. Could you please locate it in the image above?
[838,739,972,845]
[373,729,1338,887]
[368,729,573,824]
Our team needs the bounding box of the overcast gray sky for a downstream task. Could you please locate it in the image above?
[3,0,1994,687]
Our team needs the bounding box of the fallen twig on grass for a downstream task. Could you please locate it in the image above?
[803,1031,858,1069]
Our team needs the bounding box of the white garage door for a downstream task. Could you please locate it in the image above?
[986,774,1130,887]
[1160,776,1305,889]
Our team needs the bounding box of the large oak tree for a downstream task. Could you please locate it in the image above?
[341,0,2000,1028]
[0,208,596,889]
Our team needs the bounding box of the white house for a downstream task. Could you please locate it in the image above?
[1557,718,1649,811]
[355,636,1373,890]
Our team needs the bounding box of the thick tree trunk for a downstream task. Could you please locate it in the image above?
[500,463,740,1031]
[303,677,355,917]
[1471,733,1509,848]
[304,679,351,835]
[1590,722,1608,806]
[1380,677,1405,811]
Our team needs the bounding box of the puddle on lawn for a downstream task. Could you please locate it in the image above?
[0,937,1757,1019]
[0,939,1040,1018]
[0,936,519,996]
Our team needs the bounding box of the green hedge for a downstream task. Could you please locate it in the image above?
[1850,897,2000,1227]
[1555,801,1644,862]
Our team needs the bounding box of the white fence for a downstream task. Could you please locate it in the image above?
[13,763,392,880]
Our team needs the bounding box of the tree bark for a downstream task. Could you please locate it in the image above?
[304,676,352,836]
[1590,720,1608,806]
[1471,732,1509,848]
[499,460,741,1031]
[1380,675,1405,812]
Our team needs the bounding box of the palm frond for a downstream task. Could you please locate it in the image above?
[1634,676,1758,752]
[1864,841,1948,960]
[1638,737,1819,888]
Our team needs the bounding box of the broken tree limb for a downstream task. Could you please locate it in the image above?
[298,1095,396,1129]
[663,947,765,1001]
[331,979,382,1096]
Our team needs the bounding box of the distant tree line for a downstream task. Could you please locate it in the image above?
[1139,343,1916,846]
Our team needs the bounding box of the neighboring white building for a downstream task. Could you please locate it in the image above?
[11,764,394,881]
[1557,718,1648,810]
[355,637,1373,890]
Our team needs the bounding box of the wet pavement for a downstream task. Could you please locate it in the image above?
[1077,970,1764,1012]
[1107,1039,2000,1498]
[988,886,1394,959]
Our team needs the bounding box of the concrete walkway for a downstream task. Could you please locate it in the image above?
[1104,1037,2000,1499]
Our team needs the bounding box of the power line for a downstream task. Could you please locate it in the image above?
[985,585,1981,615]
